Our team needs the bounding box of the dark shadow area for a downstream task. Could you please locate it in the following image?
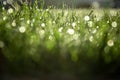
[113,0,120,8]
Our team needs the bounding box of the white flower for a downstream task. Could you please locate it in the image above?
[96,18,100,22]
[3,16,7,21]
[46,9,49,12]
[49,35,53,40]
[8,8,13,14]
[41,23,45,27]
[0,41,4,48]
[39,30,45,35]
[88,21,93,27]
[40,17,42,20]
[84,16,90,21]
[89,36,93,42]
[27,20,30,24]
[111,21,117,28]
[107,21,109,24]
[39,30,45,38]
[96,26,99,29]
[72,22,76,27]
[67,28,74,35]
[2,7,5,10]
[3,1,7,5]
[31,23,33,27]
[58,27,63,32]
[68,23,71,26]
[107,39,114,47]
[19,26,26,33]
[12,20,16,27]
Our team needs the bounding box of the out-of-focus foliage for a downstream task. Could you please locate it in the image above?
[0,2,120,76]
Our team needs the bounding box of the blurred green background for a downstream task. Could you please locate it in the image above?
[0,0,120,80]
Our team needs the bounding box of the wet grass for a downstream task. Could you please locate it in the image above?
[0,3,120,79]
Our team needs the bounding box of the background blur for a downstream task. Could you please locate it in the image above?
[0,0,120,8]
[0,0,120,80]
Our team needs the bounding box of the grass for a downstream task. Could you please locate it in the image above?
[0,2,120,78]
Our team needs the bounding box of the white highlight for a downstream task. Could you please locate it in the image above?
[8,8,13,14]
[112,21,117,28]
[67,29,74,35]
[107,39,114,47]
[12,20,16,27]
[41,23,45,27]
[84,16,90,21]
[19,26,26,33]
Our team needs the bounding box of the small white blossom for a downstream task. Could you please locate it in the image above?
[68,23,71,26]
[46,9,49,12]
[72,22,76,27]
[27,20,30,24]
[0,41,4,48]
[84,16,90,21]
[8,8,13,14]
[3,16,7,21]
[67,28,74,35]
[58,27,63,32]
[96,18,100,22]
[89,36,93,42]
[96,26,99,29]
[39,30,45,38]
[41,23,45,27]
[3,1,7,5]
[107,21,109,24]
[39,30,45,35]
[19,26,26,33]
[88,21,93,27]
[2,7,5,10]
[31,23,33,27]
[12,20,16,27]
[40,17,42,20]
[49,35,53,40]
[111,21,117,28]
[107,39,114,47]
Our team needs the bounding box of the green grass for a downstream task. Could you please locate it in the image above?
[0,4,120,76]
